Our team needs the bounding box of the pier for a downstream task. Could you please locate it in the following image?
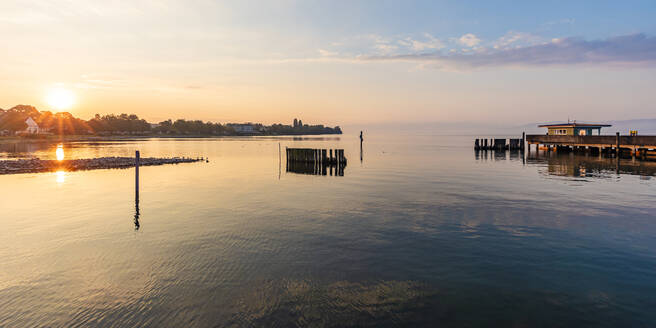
[475,136,525,151]
[526,134,656,160]
[286,147,346,176]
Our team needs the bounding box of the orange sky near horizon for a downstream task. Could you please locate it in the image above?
[2,1,656,126]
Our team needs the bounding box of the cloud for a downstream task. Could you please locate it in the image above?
[493,31,542,49]
[359,34,656,70]
[458,33,481,47]
[318,48,338,57]
[400,33,445,51]
[375,43,399,54]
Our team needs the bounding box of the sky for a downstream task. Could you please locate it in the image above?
[1,0,656,126]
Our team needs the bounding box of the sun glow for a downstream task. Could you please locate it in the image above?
[46,87,75,111]
[56,144,65,161]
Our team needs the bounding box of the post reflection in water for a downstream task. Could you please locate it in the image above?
[360,143,363,164]
[134,198,140,231]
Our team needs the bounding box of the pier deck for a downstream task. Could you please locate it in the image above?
[526,135,656,149]
[526,134,656,160]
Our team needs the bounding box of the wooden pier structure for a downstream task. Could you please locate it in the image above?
[286,147,346,176]
[475,136,525,151]
[526,133,656,160]
[475,123,656,161]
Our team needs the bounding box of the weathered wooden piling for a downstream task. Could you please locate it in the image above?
[475,137,525,151]
[286,147,347,175]
[135,150,140,202]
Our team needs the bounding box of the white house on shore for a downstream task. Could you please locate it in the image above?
[24,117,41,134]
[228,123,261,134]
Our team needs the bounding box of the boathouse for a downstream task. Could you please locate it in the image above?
[539,122,611,136]
[526,123,656,160]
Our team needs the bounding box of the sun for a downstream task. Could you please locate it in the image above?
[46,87,76,111]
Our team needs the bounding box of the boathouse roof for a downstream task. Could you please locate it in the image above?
[538,123,612,128]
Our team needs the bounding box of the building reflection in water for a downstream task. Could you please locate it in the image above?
[476,149,656,178]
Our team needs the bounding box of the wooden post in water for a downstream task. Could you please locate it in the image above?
[135,150,140,202]
[616,132,621,157]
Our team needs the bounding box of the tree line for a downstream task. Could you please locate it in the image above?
[0,105,341,136]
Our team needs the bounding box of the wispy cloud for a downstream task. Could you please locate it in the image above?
[493,31,542,50]
[399,33,445,51]
[458,33,481,47]
[317,48,338,57]
[358,34,656,70]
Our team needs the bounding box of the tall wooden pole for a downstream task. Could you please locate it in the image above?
[135,150,140,202]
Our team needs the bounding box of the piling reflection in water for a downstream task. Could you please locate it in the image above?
[286,159,346,176]
[475,149,524,162]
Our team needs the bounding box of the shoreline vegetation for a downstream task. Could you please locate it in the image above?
[0,105,342,138]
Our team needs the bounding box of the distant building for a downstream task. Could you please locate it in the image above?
[228,123,260,134]
[24,117,41,134]
[538,122,611,136]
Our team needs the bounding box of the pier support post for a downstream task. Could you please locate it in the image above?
[135,150,140,202]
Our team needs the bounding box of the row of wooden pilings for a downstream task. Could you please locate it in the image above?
[286,147,346,176]
[286,147,346,166]
[475,134,525,151]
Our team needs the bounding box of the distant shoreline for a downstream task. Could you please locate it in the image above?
[0,133,344,143]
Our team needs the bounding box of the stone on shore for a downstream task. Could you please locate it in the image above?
[0,156,202,175]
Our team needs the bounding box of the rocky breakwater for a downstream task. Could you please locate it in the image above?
[0,156,203,175]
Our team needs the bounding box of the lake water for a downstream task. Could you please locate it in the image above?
[1,133,655,327]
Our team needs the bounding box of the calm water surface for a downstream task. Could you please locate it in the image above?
[1,133,655,327]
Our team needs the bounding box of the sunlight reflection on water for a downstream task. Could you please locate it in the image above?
[56,144,64,161]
